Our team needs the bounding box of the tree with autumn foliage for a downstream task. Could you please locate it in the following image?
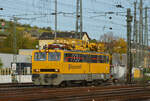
[114,38,127,54]
[0,19,39,53]
[99,32,127,54]
[0,58,3,68]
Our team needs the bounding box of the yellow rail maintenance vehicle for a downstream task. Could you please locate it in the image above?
[32,44,110,86]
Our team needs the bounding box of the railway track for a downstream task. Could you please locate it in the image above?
[0,84,150,101]
[0,80,113,90]
[0,83,35,88]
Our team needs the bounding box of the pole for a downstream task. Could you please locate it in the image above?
[80,0,82,40]
[76,0,79,39]
[76,0,82,39]
[136,21,139,68]
[144,7,148,68]
[133,1,137,44]
[126,8,132,83]
[144,7,148,47]
[13,17,17,63]
[140,0,143,46]
[54,0,57,39]
[138,0,143,68]
[12,16,18,83]
[76,0,79,34]
[133,1,138,68]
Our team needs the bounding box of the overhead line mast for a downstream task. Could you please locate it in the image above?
[133,1,138,68]
[126,8,132,83]
[12,16,18,83]
[54,0,57,39]
[144,7,148,68]
[76,0,82,39]
[144,7,148,48]
[133,1,137,44]
[13,16,17,64]
[138,0,144,68]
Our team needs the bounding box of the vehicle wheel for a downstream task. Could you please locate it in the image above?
[66,81,72,87]
[93,80,99,86]
[59,81,67,87]
[81,81,87,86]
[34,78,41,85]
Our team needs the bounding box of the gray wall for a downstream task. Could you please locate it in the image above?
[112,54,127,66]
[0,53,31,68]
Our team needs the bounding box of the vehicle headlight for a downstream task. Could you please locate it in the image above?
[34,69,40,72]
[55,69,59,72]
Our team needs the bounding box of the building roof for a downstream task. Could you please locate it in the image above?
[23,30,39,38]
[39,31,90,40]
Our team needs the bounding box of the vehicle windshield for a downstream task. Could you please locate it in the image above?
[48,52,61,61]
[34,52,46,61]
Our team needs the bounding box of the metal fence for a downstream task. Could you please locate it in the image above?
[0,68,31,75]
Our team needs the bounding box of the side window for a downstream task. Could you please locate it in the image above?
[91,55,97,63]
[34,53,38,61]
[34,52,46,61]
[103,56,106,63]
[72,54,78,62]
[99,55,104,63]
[48,52,61,61]
[97,55,100,63]
[106,56,109,63]
[64,53,72,62]
[73,54,83,62]
[82,54,89,62]
[64,53,85,62]
[79,54,83,62]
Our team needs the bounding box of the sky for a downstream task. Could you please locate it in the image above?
[0,0,149,40]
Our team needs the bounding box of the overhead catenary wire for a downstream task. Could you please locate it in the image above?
[0,0,150,40]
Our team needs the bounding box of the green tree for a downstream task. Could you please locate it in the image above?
[89,39,97,43]
[0,58,3,68]
[0,19,48,54]
[46,27,52,31]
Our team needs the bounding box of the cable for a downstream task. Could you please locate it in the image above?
[1,0,138,40]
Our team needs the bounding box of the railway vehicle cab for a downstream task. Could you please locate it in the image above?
[32,49,62,85]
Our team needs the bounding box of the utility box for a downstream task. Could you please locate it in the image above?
[133,68,141,78]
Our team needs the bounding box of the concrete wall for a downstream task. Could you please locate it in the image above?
[16,75,32,83]
[0,75,32,83]
[112,54,127,66]
[0,53,31,68]
[0,75,12,83]
[19,49,34,56]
